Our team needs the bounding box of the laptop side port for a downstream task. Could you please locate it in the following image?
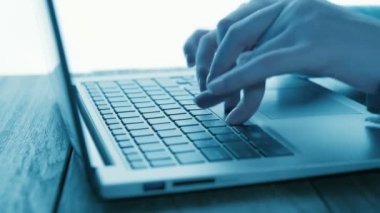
[173,178,215,187]
[143,182,166,192]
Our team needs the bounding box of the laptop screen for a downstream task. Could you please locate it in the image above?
[38,0,84,154]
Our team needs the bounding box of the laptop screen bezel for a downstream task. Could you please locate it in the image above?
[46,0,92,166]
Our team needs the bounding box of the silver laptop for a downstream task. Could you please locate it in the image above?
[43,0,380,199]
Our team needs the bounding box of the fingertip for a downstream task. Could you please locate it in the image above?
[225,110,246,125]
[185,54,195,67]
[194,93,210,109]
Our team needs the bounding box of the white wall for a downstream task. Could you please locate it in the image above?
[0,0,379,75]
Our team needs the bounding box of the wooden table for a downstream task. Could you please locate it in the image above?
[2,75,380,213]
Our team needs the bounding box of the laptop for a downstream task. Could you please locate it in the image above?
[43,0,380,199]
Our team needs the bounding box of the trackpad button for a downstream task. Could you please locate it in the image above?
[258,87,360,119]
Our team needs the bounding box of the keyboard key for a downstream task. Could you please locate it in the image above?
[122,117,144,124]
[155,78,178,87]
[169,91,189,96]
[115,135,131,142]
[130,97,151,104]
[119,141,134,148]
[136,79,156,86]
[140,107,160,113]
[97,105,111,110]
[196,114,219,121]
[108,97,128,103]
[216,134,243,143]
[190,109,212,116]
[127,93,146,99]
[111,129,126,135]
[140,143,166,152]
[174,96,193,101]
[143,112,165,119]
[193,139,220,148]
[122,147,139,155]
[146,90,165,96]
[175,119,198,126]
[98,81,118,89]
[155,99,176,105]
[108,123,124,130]
[125,123,150,130]
[152,123,176,131]
[130,161,147,169]
[178,100,194,105]
[118,112,140,118]
[224,142,261,159]
[117,80,134,86]
[150,95,171,100]
[95,100,108,106]
[100,109,113,115]
[145,151,171,161]
[135,135,160,145]
[93,97,106,102]
[126,153,143,162]
[160,104,180,110]
[176,152,205,165]
[209,127,234,135]
[163,136,190,146]
[249,139,293,157]
[144,85,160,92]
[184,105,201,111]
[170,114,192,120]
[202,120,226,128]
[148,117,171,125]
[157,129,182,138]
[103,114,117,119]
[135,102,155,108]
[130,129,154,137]
[114,107,135,113]
[105,118,119,125]
[235,125,270,141]
[188,132,213,141]
[165,109,186,115]
[150,159,176,167]
[105,93,124,98]
[180,125,205,133]
[111,102,131,108]
[201,147,232,162]
[169,143,196,153]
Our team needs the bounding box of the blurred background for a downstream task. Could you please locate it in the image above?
[0,0,379,75]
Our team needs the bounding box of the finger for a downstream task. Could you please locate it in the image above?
[194,91,230,109]
[225,82,266,125]
[207,1,284,84]
[208,45,305,96]
[195,31,218,91]
[195,32,292,108]
[216,0,273,43]
[224,93,240,113]
[183,29,210,67]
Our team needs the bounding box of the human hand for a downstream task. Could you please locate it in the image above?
[183,0,275,113]
[185,0,380,124]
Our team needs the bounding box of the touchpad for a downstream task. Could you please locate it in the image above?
[258,86,360,119]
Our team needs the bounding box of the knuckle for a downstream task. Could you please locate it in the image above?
[217,18,234,39]
[224,24,245,50]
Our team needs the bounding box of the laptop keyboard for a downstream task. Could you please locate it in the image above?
[83,76,292,170]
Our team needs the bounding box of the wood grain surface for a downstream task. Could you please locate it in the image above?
[0,76,70,213]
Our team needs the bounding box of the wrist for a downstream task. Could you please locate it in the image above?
[345,6,380,20]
